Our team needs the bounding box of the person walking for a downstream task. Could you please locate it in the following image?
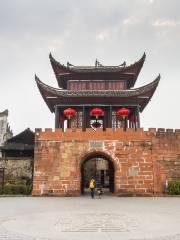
[89,177,95,198]
[97,187,103,199]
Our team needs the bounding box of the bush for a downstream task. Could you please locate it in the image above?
[0,186,3,194]
[5,175,32,186]
[0,185,32,195]
[167,180,180,195]
[21,176,32,185]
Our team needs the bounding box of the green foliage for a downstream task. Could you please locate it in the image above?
[168,180,180,195]
[0,186,3,194]
[5,176,15,184]
[20,176,32,185]
[0,175,32,195]
[5,175,32,186]
[0,185,32,195]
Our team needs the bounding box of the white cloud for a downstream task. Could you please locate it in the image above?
[122,17,140,26]
[153,19,180,27]
[0,0,180,133]
[149,0,155,4]
[96,30,110,41]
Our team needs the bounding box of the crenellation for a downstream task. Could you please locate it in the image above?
[35,128,42,134]
[35,127,180,140]
[45,128,53,133]
[166,129,174,133]
[158,128,165,132]
[148,128,156,134]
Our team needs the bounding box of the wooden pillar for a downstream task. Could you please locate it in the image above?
[107,106,112,128]
[55,106,60,129]
[59,108,62,129]
[67,119,71,129]
[124,117,127,131]
[62,114,64,132]
[103,107,106,131]
[86,107,90,128]
[129,119,132,128]
[134,109,137,130]
[127,118,129,129]
[82,106,86,131]
[136,106,140,128]
[58,108,64,131]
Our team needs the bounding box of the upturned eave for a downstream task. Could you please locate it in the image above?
[35,74,160,113]
[49,53,146,89]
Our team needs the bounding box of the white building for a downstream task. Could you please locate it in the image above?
[0,110,13,154]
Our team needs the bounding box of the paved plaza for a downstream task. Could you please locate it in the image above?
[0,195,180,240]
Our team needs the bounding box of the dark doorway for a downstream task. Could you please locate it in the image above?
[81,153,114,194]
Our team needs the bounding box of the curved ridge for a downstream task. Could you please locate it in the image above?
[49,52,146,72]
[35,74,160,98]
[132,74,160,92]
[49,52,146,89]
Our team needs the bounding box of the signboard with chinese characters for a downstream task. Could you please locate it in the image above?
[128,166,138,177]
[89,141,103,148]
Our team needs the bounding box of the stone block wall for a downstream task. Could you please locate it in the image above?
[32,128,180,196]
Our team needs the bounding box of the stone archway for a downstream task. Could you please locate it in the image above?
[80,151,115,195]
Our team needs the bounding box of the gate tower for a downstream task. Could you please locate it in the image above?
[32,53,174,197]
[36,53,160,131]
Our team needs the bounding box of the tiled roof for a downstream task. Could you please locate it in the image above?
[1,128,35,151]
[35,74,160,112]
[49,53,146,89]
[49,53,145,73]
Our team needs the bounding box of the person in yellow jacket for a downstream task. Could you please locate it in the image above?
[89,177,95,198]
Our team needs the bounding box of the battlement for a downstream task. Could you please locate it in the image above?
[33,126,180,197]
[35,127,180,141]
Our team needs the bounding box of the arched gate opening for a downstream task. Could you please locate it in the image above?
[81,152,115,195]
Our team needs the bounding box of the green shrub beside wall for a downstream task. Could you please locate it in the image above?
[0,186,3,194]
[0,185,32,195]
[168,180,180,195]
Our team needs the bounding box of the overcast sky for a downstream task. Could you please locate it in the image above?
[0,0,180,135]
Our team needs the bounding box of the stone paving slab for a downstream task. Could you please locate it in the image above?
[0,196,180,240]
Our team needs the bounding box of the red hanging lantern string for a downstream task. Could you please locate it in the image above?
[90,108,104,119]
[116,107,130,119]
[63,108,76,120]
[117,107,130,130]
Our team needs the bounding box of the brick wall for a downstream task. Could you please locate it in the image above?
[32,128,180,196]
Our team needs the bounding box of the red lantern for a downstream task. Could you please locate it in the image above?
[90,108,104,119]
[117,108,130,119]
[63,108,76,119]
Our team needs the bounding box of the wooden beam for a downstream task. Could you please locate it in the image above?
[55,106,60,129]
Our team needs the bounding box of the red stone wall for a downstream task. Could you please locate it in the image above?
[32,128,180,196]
